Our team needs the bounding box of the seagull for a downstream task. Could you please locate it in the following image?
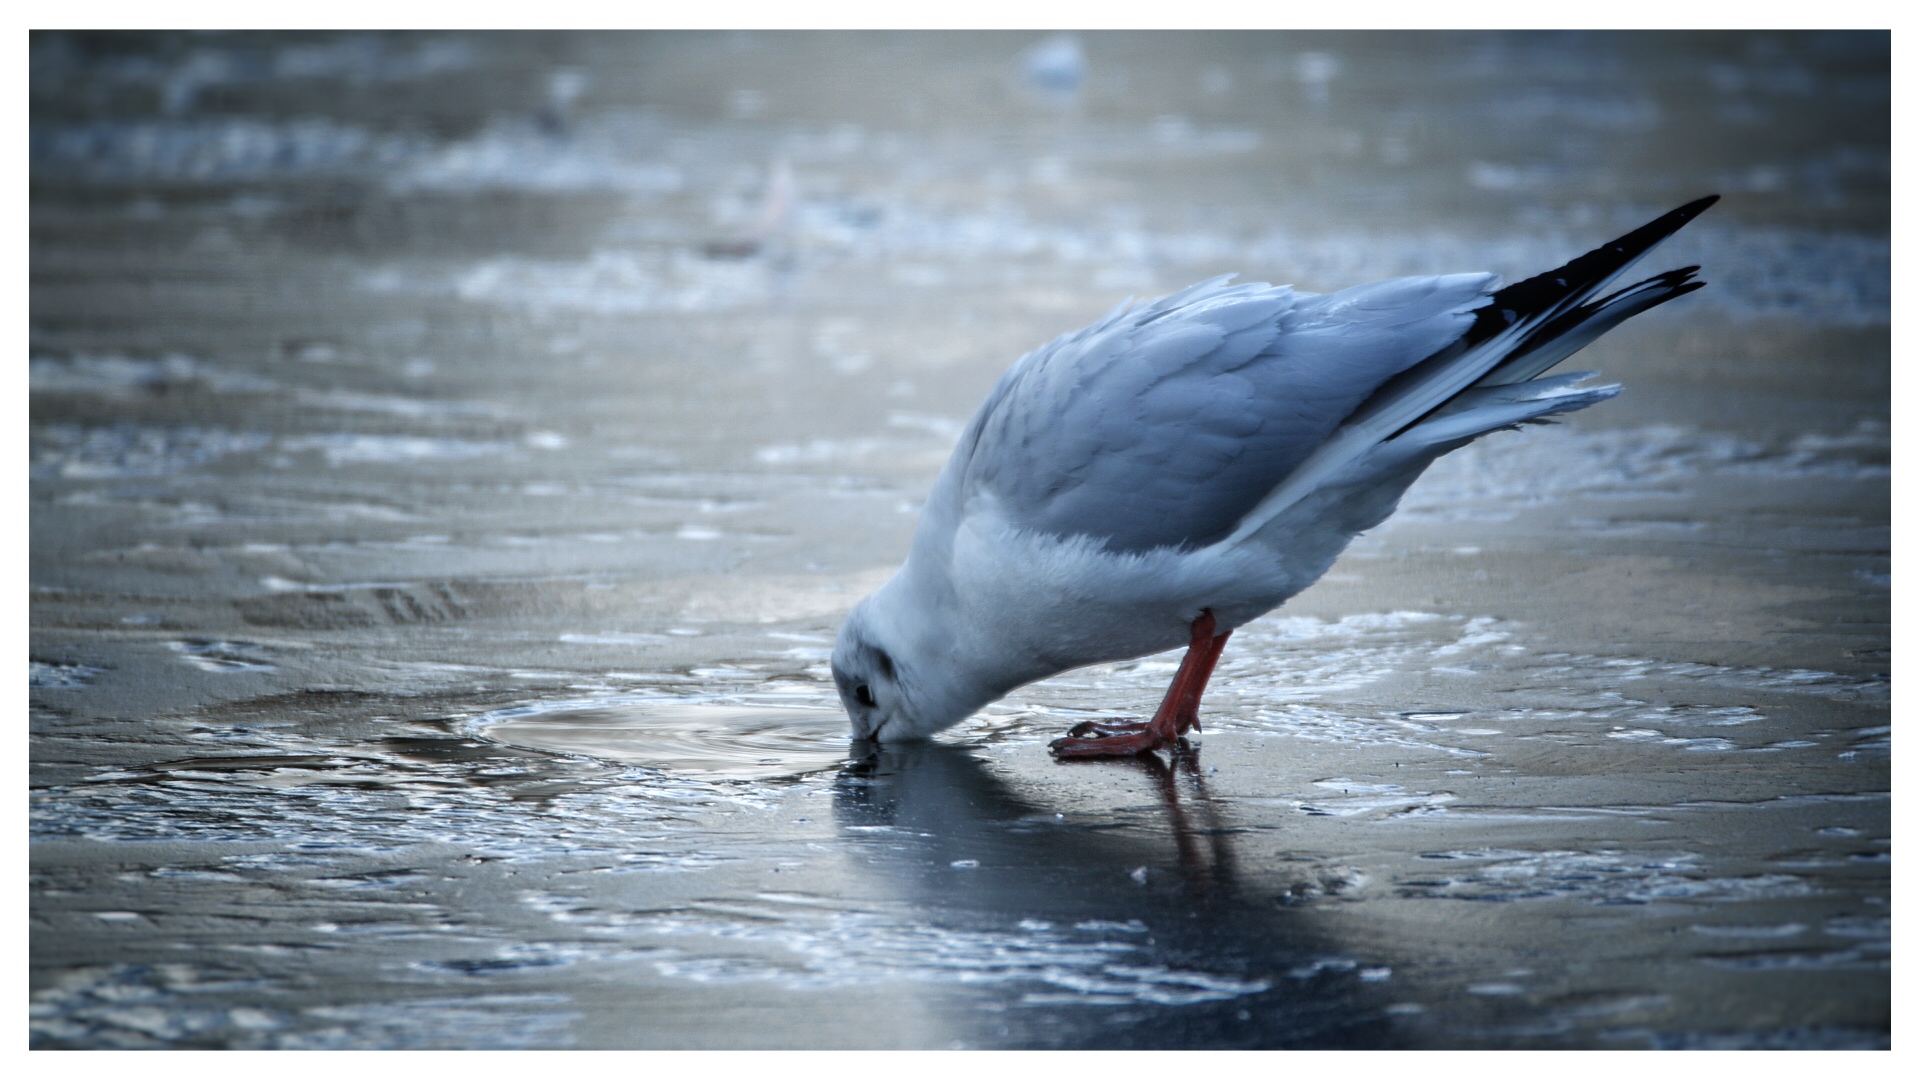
[832,196,1718,757]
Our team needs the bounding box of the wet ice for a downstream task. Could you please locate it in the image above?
[31,30,1887,1049]
[475,698,850,779]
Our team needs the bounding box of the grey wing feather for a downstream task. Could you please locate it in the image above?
[1221,196,1716,547]
[956,272,1496,552]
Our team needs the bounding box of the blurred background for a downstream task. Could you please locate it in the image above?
[31,31,1888,1049]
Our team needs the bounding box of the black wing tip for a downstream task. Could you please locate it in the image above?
[1623,195,1719,248]
[1477,196,1720,336]
[1641,265,1701,287]
[1629,276,1708,308]
[1667,193,1722,221]
[1594,194,1721,261]
[1637,195,1721,237]
[1653,266,1704,289]
[1579,266,1704,314]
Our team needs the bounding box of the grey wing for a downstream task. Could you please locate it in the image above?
[956,272,1497,552]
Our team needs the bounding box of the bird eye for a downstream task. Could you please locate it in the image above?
[855,683,876,708]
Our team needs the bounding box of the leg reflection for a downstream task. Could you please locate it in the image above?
[1131,739,1238,898]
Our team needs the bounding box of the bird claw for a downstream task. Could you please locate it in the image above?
[1064,718,1149,738]
[1049,610,1221,761]
[1049,725,1170,759]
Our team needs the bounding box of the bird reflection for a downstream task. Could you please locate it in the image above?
[829,738,1399,1048]
[834,737,1243,910]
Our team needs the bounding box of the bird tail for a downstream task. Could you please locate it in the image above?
[1220,195,1717,547]
[1468,266,1705,390]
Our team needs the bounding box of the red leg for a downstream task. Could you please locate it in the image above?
[1050,611,1233,759]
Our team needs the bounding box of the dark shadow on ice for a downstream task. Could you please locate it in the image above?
[831,739,1403,1048]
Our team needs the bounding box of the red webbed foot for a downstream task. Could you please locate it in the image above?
[1064,718,1150,738]
[1047,610,1231,762]
[1049,726,1172,758]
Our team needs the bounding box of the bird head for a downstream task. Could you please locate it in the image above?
[832,584,988,743]
[833,599,923,742]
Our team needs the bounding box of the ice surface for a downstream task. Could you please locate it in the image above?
[31,29,1887,1050]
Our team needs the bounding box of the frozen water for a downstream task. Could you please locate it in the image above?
[475,699,850,779]
[31,30,1886,1049]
